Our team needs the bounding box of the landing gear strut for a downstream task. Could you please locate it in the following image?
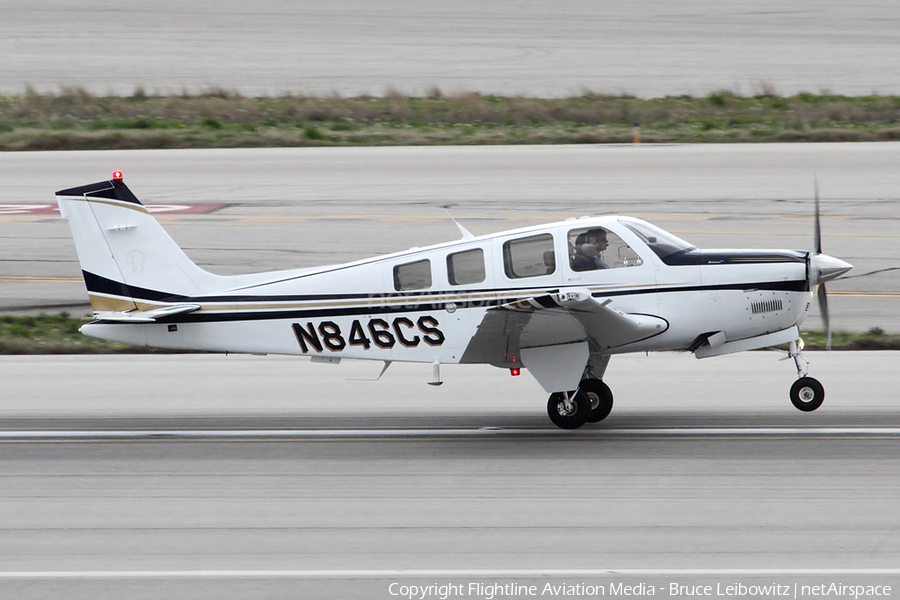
[787,340,824,412]
[547,379,614,429]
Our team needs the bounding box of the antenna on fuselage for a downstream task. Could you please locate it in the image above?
[442,207,475,240]
[347,360,393,382]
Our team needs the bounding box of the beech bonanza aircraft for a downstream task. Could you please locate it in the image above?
[56,172,852,429]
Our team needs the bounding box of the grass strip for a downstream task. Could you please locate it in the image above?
[1,314,897,354]
[1,88,899,150]
[0,313,173,354]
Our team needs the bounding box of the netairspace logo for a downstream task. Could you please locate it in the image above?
[798,583,892,599]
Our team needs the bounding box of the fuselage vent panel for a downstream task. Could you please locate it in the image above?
[751,298,783,314]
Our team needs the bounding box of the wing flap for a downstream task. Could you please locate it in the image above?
[502,289,667,350]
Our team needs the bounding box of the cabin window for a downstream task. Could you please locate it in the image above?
[447,248,486,286]
[567,226,642,271]
[503,234,556,279]
[393,259,432,291]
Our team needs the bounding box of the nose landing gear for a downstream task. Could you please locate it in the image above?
[786,339,825,412]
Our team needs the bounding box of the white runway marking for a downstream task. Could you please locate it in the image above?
[1,568,900,579]
[1,427,900,440]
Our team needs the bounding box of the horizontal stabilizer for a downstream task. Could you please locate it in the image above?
[93,303,201,323]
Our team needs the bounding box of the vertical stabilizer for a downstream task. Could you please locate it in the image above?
[56,174,226,313]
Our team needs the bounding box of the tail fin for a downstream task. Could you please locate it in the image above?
[56,174,226,313]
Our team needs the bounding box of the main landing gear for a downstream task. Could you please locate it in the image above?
[786,340,825,412]
[547,379,614,430]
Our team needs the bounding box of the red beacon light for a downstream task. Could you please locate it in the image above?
[112,170,123,180]
[510,355,520,375]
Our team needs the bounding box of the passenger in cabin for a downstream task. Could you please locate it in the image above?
[570,229,609,271]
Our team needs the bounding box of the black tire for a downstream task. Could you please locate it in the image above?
[579,379,614,423]
[547,391,590,429]
[790,377,825,412]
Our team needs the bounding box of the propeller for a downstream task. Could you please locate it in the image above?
[813,179,822,255]
[807,181,852,350]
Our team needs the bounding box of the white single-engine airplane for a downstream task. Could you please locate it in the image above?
[56,172,853,429]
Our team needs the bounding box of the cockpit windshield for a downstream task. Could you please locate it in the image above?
[619,218,696,262]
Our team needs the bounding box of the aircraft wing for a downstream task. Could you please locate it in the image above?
[459,289,668,393]
[93,303,201,323]
[500,289,668,351]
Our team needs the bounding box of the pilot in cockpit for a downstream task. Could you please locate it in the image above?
[571,228,609,271]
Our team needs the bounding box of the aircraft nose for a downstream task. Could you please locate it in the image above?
[810,253,853,285]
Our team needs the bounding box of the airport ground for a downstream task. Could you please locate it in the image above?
[3,0,899,98]
[1,352,900,599]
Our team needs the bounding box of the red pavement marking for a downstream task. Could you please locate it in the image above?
[0,204,227,215]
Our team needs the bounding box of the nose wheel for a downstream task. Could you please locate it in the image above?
[786,340,825,412]
[790,377,825,412]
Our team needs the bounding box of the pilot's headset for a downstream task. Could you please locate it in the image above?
[574,233,592,254]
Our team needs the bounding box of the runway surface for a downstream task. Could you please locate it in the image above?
[3,0,900,97]
[1,353,899,599]
[1,143,898,331]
